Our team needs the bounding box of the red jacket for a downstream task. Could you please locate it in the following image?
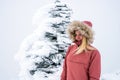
[61,43,101,80]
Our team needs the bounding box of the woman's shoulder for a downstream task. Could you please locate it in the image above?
[70,42,78,47]
[67,43,75,50]
[90,47,101,59]
[88,45,100,55]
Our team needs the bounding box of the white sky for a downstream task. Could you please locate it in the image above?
[0,0,120,80]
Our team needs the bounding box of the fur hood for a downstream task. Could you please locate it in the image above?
[67,20,94,44]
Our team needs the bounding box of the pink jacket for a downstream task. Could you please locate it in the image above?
[61,43,101,80]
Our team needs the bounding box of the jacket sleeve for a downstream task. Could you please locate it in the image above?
[60,46,71,80]
[89,50,101,80]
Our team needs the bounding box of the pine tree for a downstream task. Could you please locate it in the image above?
[15,0,72,80]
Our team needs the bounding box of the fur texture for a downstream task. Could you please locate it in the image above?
[67,20,94,44]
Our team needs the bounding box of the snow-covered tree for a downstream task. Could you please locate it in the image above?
[15,0,72,80]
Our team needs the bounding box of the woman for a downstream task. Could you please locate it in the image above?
[60,20,101,80]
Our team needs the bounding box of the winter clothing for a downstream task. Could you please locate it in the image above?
[82,21,92,27]
[60,42,101,80]
[61,20,101,80]
[73,40,82,46]
[67,20,94,44]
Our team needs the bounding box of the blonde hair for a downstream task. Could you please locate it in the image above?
[67,20,95,54]
[75,36,96,54]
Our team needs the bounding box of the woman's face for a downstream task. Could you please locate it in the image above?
[74,30,83,41]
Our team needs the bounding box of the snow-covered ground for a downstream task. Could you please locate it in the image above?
[101,70,120,80]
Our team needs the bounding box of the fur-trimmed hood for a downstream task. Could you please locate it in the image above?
[67,20,94,44]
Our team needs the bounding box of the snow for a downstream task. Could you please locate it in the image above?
[32,4,54,27]
[15,1,72,80]
[14,0,120,80]
[101,70,120,80]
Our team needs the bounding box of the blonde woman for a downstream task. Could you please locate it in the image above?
[60,20,101,80]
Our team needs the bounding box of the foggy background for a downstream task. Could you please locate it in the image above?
[0,0,120,80]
